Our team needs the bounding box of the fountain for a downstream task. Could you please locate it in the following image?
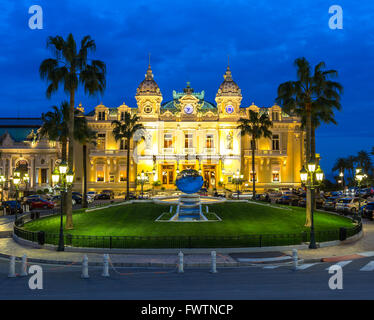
[171,169,207,221]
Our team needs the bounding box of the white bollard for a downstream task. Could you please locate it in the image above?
[178,251,184,273]
[292,249,298,271]
[3,208,6,216]
[8,256,16,278]
[81,255,89,279]
[20,254,28,277]
[210,251,217,273]
[102,254,110,277]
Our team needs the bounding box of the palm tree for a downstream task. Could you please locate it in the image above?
[276,57,343,226]
[112,112,145,200]
[39,34,106,229]
[74,113,96,208]
[40,102,70,164]
[237,110,272,199]
[356,150,373,176]
[332,157,348,186]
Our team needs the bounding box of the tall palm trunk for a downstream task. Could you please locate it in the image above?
[305,102,312,227]
[82,144,88,208]
[251,139,256,199]
[126,139,130,200]
[65,89,75,229]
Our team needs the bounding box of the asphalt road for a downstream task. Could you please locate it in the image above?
[1,257,374,300]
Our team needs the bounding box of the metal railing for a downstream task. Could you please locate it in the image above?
[13,215,362,249]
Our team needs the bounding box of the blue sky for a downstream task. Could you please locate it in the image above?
[0,0,373,176]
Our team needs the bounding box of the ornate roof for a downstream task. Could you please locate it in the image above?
[136,64,162,97]
[216,65,242,97]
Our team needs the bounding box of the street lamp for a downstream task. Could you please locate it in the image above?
[137,170,148,199]
[12,167,29,222]
[355,168,364,220]
[52,162,74,252]
[232,169,243,200]
[300,160,324,249]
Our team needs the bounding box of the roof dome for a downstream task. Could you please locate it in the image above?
[217,65,241,97]
[136,64,162,96]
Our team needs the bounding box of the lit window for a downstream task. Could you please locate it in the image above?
[164,133,173,148]
[97,169,104,182]
[272,172,280,182]
[120,112,125,121]
[272,111,280,121]
[185,134,193,148]
[97,133,106,150]
[272,134,280,151]
[98,111,106,121]
[206,134,214,148]
[250,172,257,182]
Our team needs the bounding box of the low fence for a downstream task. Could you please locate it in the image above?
[13,213,362,249]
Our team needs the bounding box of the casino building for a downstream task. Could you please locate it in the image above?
[0,63,305,196]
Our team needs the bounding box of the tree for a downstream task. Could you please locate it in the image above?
[40,102,90,211]
[276,57,343,226]
[112,112,145,200]
[39,34,106,229]
[356,150,373,177]
[74,113,96,208]
[237,110,272,199]
[332,157,348,185]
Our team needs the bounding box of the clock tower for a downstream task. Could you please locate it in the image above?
[215,62,242,120]
[135,60,162,120]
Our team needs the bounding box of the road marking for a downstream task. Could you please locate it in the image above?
[360,261,374,271]
[325,260,352,270]
[237,256,291,263]
[263,265,280,269]
[296,263,317,270]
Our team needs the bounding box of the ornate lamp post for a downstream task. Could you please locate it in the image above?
[355,168,364,219]
[137,170,147,199]
[300,159,324,249]
[12,167,29,222]
[52,161,74,252]
[232,169,244,200]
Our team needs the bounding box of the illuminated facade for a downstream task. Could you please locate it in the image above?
[75,63,304,193]
[0,64,304,195]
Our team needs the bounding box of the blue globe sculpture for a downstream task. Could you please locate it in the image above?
[176,169,204,194]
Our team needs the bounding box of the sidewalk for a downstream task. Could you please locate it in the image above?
[284,220,374,262]
[1,216,374,267]
[0,238,239,267]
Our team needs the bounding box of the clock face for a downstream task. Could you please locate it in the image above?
[184,104,194,114]
[144,105,152,113]
[226,105,234,114]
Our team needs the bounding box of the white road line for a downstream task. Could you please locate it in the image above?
[263,265,280,269]
[325,260,352,270]
[296,263,317,270]
[360,261,374,271]
[238,256,291,263]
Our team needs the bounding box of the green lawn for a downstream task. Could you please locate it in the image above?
[19,202,357,248]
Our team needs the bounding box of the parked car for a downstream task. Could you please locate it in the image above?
[322,197,339,211]
[335,197,366,214]
[362,202,374,220]
[298,196,324,208]
[29,198,55,210]
[1,201,23,214]
[52,195,76,206]
[101,190,114,199]
[95,193,111,200]
[276,194,300,206]
[231,191,253,200]
[87,191,97,198]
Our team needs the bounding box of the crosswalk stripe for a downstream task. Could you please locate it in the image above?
[360,261,374,271]
[263,265,280,269]
[325,260,352,270]
[296,263,317,270]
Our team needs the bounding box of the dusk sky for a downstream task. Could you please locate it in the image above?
[0,0,373,176]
